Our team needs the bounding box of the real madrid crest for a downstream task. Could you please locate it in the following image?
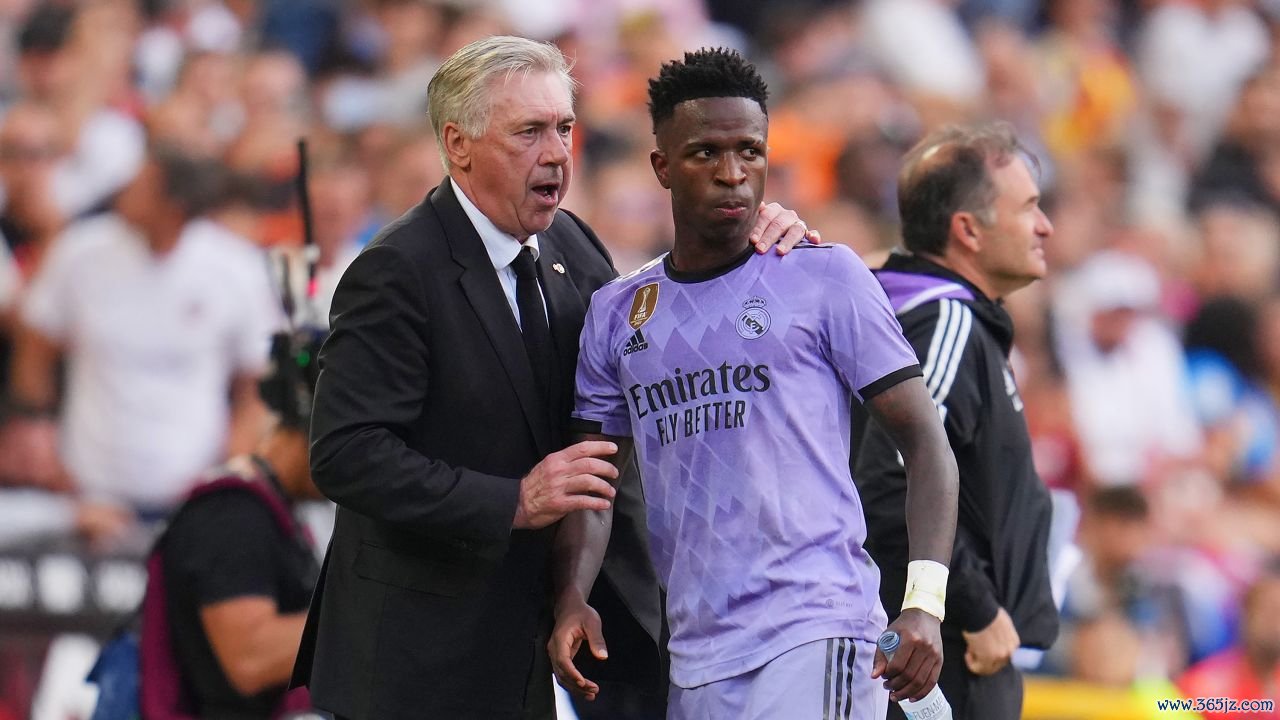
[629,282,660,330]
[736,296,770,339]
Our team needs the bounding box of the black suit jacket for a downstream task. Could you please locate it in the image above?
[292,180,664,719]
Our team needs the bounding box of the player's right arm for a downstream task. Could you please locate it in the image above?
[548,433,633,701]
[550,281,635,700]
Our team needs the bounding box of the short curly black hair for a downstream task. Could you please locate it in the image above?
[647,48,768,133]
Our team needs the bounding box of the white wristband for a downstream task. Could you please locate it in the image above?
[901,559,948,622]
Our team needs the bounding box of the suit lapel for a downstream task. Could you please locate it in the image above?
[431,179,553,455]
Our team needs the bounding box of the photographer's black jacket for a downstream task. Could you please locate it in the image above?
[852,253,1059,649]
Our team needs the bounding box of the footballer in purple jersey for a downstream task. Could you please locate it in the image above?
[574,244,922,687]
[550,48,959,717]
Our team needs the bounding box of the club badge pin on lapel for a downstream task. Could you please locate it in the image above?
[552,262,566,274]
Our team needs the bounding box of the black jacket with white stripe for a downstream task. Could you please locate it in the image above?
[852,253,1058,650]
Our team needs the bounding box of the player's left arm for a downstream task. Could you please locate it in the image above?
[863,376,958,702]
[821,245,958,574]
[863,375,956,572]
[824,244,957,696]
[822,246,957,699]
[549,432,634,701]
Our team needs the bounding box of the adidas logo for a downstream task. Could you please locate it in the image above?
[622,329,649,356]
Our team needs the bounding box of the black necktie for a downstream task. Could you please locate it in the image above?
[511,246,554,401]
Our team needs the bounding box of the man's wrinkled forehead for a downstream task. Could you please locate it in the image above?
[490,67,575,102]
[482,70,575,121]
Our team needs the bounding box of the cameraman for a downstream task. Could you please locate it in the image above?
[148,329,323,717]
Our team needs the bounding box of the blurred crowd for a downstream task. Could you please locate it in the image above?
[1,0,1280,713]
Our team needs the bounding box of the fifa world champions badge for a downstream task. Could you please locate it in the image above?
[737,297,771,339]
[629,283,660,330]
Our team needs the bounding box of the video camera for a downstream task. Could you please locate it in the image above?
[259,326,325,432]
[258,137,332,432]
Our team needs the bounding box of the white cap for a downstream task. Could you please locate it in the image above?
[1071,250,1160,314]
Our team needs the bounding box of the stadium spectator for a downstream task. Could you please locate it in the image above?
[1178,560,1280,716]
[1060,487,1190,683]
[1184,296,1280,487]
[1257,295,1280,475]
[1136,0,1269,161]
[145,51,242,159]
[1053,250,1204,488]
[0,147,279,520]
[0,101,65,275]
[365,0,447,127]
[365,126,445,230]
[1189,203,1280,303]
[860,0,985,112]
[1189,66,1280,215]
[14,3,145,221]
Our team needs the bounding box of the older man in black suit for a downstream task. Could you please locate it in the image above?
[291,36,815,720]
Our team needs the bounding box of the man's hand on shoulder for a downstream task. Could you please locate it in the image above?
[962,606,1020,676]
[512,440,619,529]
[750,202,821,255]
[872,608,943,703]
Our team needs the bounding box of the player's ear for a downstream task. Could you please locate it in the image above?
[651,149,671,189]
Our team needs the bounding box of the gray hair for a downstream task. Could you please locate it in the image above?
[427,35,575,171]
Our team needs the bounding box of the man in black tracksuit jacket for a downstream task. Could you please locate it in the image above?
[853,122,1059,720]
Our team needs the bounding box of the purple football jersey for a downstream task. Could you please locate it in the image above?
[574,245,920,688]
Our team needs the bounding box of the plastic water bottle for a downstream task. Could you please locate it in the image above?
[876,630,953,720]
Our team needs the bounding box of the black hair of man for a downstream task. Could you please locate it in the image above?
[18,4,74,55]
[1184,294,1262,381]
[151,145,234,219]
[647,47,768,133]
[897,121,1038,256]
[1086,485,1149,522]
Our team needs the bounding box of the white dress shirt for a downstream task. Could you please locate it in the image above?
[451,180,548,328]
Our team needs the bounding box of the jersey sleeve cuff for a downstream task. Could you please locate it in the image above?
[569,414,632,438]
[858,364,923,402]
[568,417,605,435]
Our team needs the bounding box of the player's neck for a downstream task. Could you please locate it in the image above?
[669,231,751,274]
